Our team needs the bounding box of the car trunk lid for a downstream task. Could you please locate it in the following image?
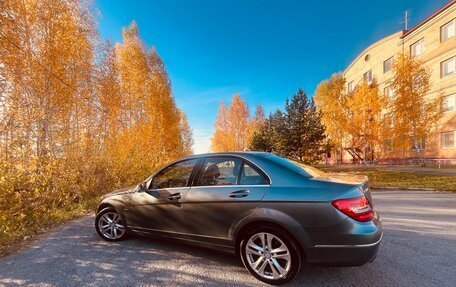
[306,170,373,205]
[290,161,374,205]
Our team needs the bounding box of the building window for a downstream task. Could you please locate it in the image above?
[441,131,455,148]
[384,113,393,127]
[443,94,456,112]
[383,56,393,73]
[384,140,393,152]
[441,18,456,42]
[384,85,394,98]
[441,56,456,77]
[410,38,424,57]
[347,81,354,93]
[363,70,372,84]
[411,139,425,150]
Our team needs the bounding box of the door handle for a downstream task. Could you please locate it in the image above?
[229,190,249,198]
[168,192,181,201]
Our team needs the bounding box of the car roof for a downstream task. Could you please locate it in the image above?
[182,151,271,160]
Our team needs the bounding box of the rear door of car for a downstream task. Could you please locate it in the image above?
[183,156,270,245]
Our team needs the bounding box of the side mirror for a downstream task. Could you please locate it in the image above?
[138,179,159,192]
[138,181,147,191]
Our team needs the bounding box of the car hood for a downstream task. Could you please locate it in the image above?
[102,185,137,198]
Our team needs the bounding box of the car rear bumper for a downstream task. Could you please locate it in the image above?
[305,231,382,266]
[304,215,383,266]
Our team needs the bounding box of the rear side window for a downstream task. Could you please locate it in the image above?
[198,157,242,186]
[239,162,268,185]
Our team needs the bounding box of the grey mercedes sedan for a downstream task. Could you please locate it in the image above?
[95,152,382,285]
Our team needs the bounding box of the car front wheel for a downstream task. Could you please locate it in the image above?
[240,225,301,285]
[95,207,127,241]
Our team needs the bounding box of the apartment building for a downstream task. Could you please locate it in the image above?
[342,0,456,163]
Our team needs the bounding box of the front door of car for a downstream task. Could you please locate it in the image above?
[127,158,199,236]
[183,156,270,243]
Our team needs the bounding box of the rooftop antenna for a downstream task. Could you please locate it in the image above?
[402,10,410,30]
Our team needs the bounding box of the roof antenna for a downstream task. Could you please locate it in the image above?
[403,10,410,30]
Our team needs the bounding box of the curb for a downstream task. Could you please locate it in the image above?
[371,187,455,193]
[371,187,435,191]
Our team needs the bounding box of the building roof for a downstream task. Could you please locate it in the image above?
[344,31,403,75]
[401,0,456,39]
[344,1,456,74]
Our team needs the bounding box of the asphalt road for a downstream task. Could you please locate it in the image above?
[1,190,455,287]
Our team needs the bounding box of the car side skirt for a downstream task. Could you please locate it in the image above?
[129,226,236,254]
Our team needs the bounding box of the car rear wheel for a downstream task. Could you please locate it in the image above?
[95,207,127,241]
[240,225,301,285]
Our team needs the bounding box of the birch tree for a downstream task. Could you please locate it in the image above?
[211,94,250,152]
[391,53,442,161]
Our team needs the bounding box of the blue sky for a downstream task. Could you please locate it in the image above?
[95,0,449,154]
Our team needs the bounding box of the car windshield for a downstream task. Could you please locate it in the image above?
[264,154,326,178]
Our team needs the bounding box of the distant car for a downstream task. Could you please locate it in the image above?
[95,152,382,285]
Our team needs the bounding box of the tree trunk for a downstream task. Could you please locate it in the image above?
[412,123,425,166]
[413,137,424,166]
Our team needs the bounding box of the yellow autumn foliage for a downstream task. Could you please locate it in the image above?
[211,94,261,152]
[346,79,386,150]
[314,73,348,148]
[390,53,442,156]
[0,1,193,249]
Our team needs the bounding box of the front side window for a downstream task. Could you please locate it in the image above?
[239,162,268,185]
[441,18,456,42]
[198,157,242,186]
[363,70,372,84]
[383,56,393,73]
[443,94,456,112]
[411,38,424,57]
[441,56,456,77]
[151,159,198,189]
[441,131,455,148]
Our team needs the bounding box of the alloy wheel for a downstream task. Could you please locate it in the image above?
[97,211,126,240]
[245,232,291,280]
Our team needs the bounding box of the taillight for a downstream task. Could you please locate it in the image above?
[331,196,373,222]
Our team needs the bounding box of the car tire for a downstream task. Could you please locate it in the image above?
[95,207,128,241]
[240,225,301,285]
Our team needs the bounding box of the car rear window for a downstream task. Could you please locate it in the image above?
[264,154,325,178]
[291,161,326,178]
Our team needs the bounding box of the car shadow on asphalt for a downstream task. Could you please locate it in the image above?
[0,216,374,287]
[0,228,379,286]
[1,199,456,287]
